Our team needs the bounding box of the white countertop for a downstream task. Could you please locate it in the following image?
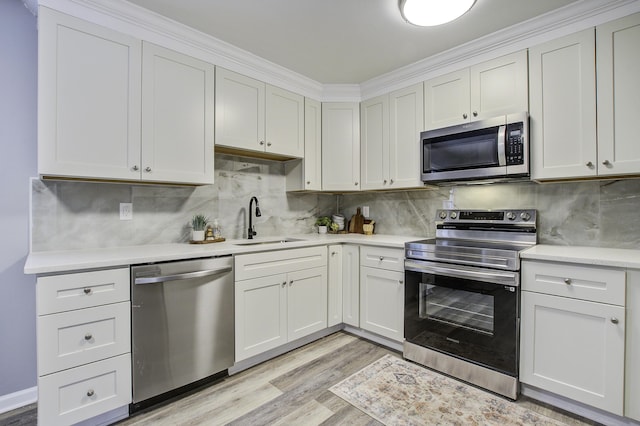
[24,233,419,275]
[521,244,640,269]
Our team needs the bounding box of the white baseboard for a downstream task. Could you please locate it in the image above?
[0,386,37,414]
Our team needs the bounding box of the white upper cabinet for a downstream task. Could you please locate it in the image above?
[531,13,640,181]
[361,83,423,190]
[38,7,142,181]
[322,102,361,191]
[141,43,214,184]
[424,51,528,130]
[215,68,304,158]
[303,98,322,191]
[529,29,597,180]
[596,13,640,177]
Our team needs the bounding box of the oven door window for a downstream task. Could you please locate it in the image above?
[423,126,500,172]
[405,270,519,376]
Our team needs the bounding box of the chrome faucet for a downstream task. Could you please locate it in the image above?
[248,196,262,239]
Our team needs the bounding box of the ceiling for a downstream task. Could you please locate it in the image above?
[126,0,579,84]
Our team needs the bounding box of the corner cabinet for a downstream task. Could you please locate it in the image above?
[360,83,424,190]
[327,245,344,327]
[234,247,327,361]
[520,260,625,416]
[36,268,131,426]
[424,50,528,130]
[285,98,322,191]
[342,245,360,327]
[215,68,304,159]
[322,102,361,191]
[38,8,215,185]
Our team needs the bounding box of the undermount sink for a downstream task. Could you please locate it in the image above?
[233,238,306,246]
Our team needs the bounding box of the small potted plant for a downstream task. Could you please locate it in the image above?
[315,216,332,234]
[191,214,209,241]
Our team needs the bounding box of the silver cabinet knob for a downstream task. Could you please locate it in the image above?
[84,333,93,341]
[132,165,139,171]
[354,182,359,186]
[145,167,152,172]
[331,251,336,256]
[86,389,95,397]
[602,160,611,166]
[282,282,286,287]
[586,161,594,168]
[564,278,572,285]
[473,111,478,117]
[83,288,92,295]
[306,181,311,185]
[379,256,384,261]
[399,280,404,285]
[390,179,394,185]
[289,280,294,286]
[462,113,468,119]
[383,180,387,184]
[611,317,619,324]
[259,140,265,145]
[267,142,272,147]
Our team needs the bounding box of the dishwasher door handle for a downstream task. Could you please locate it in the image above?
[134,267,232,285]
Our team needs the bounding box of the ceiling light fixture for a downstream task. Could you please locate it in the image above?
[399,0,476,27]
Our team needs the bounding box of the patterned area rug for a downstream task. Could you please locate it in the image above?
[330,355,565,426]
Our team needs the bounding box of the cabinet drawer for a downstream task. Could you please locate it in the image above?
[37,268,130,315]
[235,246,327,281]
[38,354,131,426]
[522,260,625,305]
[360,246,404,272]
[38,302,131,375]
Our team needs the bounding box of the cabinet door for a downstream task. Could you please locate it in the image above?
[470,50,529,120]
[529,30,597,180]
[360,266,404,342]
[342,245,360,327]
[141,43,214,184]
[597,13,640,176]
[215,68,265,153]
[327,245,343,327]
[304,98,322,190]
[424,68,470,130]
[520,291,625,415]
[265,85,304,157]
[389,83,424,189]
[322,102,361,191]
[360,95,389,190]
[235,274,287,361]
[38,7,141,181]
[626,270,640,421]
[287,267,328,341]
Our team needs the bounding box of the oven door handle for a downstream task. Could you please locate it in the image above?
[405,260,518,285]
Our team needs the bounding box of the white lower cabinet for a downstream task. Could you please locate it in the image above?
[359,246,405,342]
[626,270,640,421]
[520,260,625,415]
[342,245,360,327]
[327,245,344,327]
[234,247,328,362]
[36,268,131,426]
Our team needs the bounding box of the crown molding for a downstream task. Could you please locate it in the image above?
[38,0,640,103]
[360,0,640,100]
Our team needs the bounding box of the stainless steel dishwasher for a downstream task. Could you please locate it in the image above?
[130,255,234,412]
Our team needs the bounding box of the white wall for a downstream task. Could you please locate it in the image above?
[0,0,38,402]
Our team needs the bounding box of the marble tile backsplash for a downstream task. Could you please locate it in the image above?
[31,155,640,251]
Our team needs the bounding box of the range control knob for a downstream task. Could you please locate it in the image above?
[439,211,447,220]
[520,211,531,221]
[450,211,458,219]
[506,211,516,221]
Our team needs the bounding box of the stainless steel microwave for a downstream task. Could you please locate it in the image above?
[421,112,529,184]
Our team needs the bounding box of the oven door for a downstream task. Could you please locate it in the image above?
[404,259,519,376]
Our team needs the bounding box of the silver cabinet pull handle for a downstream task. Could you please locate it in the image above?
[83,288,92,295]
[84,333,93,341]
[564,278,572,285]
[86,389,95,397]
[611,317,619,324]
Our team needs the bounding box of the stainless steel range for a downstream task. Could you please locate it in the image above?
[403,209,537,399]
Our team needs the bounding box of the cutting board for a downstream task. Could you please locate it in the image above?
[349,208,365,234]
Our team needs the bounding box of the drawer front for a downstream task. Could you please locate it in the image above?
[235,246,327,281]
[522,260,625,305]
[38,354,131,426]
[37,268,130,315]
[38,302,131,375]
[360,246,404,272]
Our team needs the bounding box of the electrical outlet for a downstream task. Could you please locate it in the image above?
[120,203,133,220]
[362,206,370,217]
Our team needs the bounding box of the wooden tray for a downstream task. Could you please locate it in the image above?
[189,237,226,244]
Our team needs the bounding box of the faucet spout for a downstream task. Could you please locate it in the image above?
[248,196,261,239]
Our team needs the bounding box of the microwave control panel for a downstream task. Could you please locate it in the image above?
[505,122,524,165]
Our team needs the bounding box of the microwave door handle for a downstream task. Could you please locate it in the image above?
[497,125,506,166]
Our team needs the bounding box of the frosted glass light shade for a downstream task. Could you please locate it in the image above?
[400,0,476,26]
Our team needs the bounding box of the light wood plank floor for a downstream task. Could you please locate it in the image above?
[0,332,597,426]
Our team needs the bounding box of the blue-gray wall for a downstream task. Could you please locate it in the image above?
[0,0,38,399]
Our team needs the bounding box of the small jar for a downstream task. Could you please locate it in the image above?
[212,219,222,239]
